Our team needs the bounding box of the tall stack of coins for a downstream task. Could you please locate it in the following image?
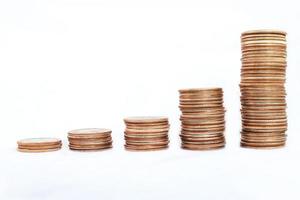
[179,88,226,150]
[17,138,62,153]
[124,117,170,151]
[240,30,287,148]
[68,128,113,150]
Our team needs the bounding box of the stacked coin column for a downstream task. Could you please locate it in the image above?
[179,88,226,150]
[240,30,287,148]
[124,117,170,151]
[68,128,113,151]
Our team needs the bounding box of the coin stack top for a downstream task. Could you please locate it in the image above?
[68,128,113,151]
[240,29,287,149]
[17,138,62,152]
[124,116,170,151]
[179,88,226,150]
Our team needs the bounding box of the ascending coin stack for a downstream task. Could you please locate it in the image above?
[179,88,226,150]
[124,117,170,151]
[17,138,62,152]
[240,30,287,148]
[68,128,113,150]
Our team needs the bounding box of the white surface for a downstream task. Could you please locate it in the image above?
[1,0,300,199]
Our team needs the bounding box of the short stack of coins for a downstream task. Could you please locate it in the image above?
[124,117,170,151]
[179,88,226,150]
[68,128,113,150]
[240,29,287,149]
[17,138,62,153]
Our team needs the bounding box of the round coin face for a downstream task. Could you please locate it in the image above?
[17,138,61,146]
[124,116,168,123]
[179,87,222,93]
[68,128,111,135]
[241,29,287,36]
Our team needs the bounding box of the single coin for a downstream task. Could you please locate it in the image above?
[125,124,170,130]
[18,144,62,150]
[68,128,112,139]
[124,116,168,124]
[18,147,61,153]
[69,140,112,146]
[124,144,168,151]
[182,137,224,144]
[180,97,224,101]
[125,121,169,127]
[179,87,222,93]
[181,119,225,125]
[180,135,224,141]
[241,29,286,36]
[182,127,225,132]
[240,140,285,147]
[68,136,111,142]
[181,132,224,137]
[181,142,225,150]
[179,104,224,109]
[17,138,61,146]
[241,137,286,143]
[180,94,223,100]
[125,127,169,133]
[125,140,169,146]
[69,144,112,150]
[69,145,112,151]
[124,132,168,137]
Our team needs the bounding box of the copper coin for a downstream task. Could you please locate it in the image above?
[17,138,61,146]
[181,142,225,150]
[124,116,168,124]
[18,147,62,153]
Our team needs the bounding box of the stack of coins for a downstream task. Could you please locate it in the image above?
[68,128,113,151]
[17,138,62,152]
[124,116,170,151]
[179,88,226,150]
[240,29,287,149]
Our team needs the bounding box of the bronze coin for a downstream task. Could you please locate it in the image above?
[181,142,225,150]
[69,145,112,151]
[17,138,62,147]
[69,144,112,150]
[18,147,62,153]
[179,87,223,94]
[18,143,62,150]
[125,124,170,130]
[124,132,168,137]
[124,121,169,127]
[125,128,169,133]
[68,136,112,142]
[124,116,168,124]
[124,144,168,151]
[125,140,169,146]
[68,128,112,138]
[241,29,286,36]
[240,140,285,147]
[181,120,225,126]
[69,140,112,146]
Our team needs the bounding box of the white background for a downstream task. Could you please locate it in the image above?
[1,0,300,199]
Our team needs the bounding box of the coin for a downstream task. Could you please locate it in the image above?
[67,128,113,151]
[17,138,62,153]
[123,116,170,151]
[178,88,226,150]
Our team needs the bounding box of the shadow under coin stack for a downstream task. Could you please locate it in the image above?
[17,138,62,152]
[240,30,287,149]
[179,88,226,150]
[68,128,113,151]
[124,117,170,151]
